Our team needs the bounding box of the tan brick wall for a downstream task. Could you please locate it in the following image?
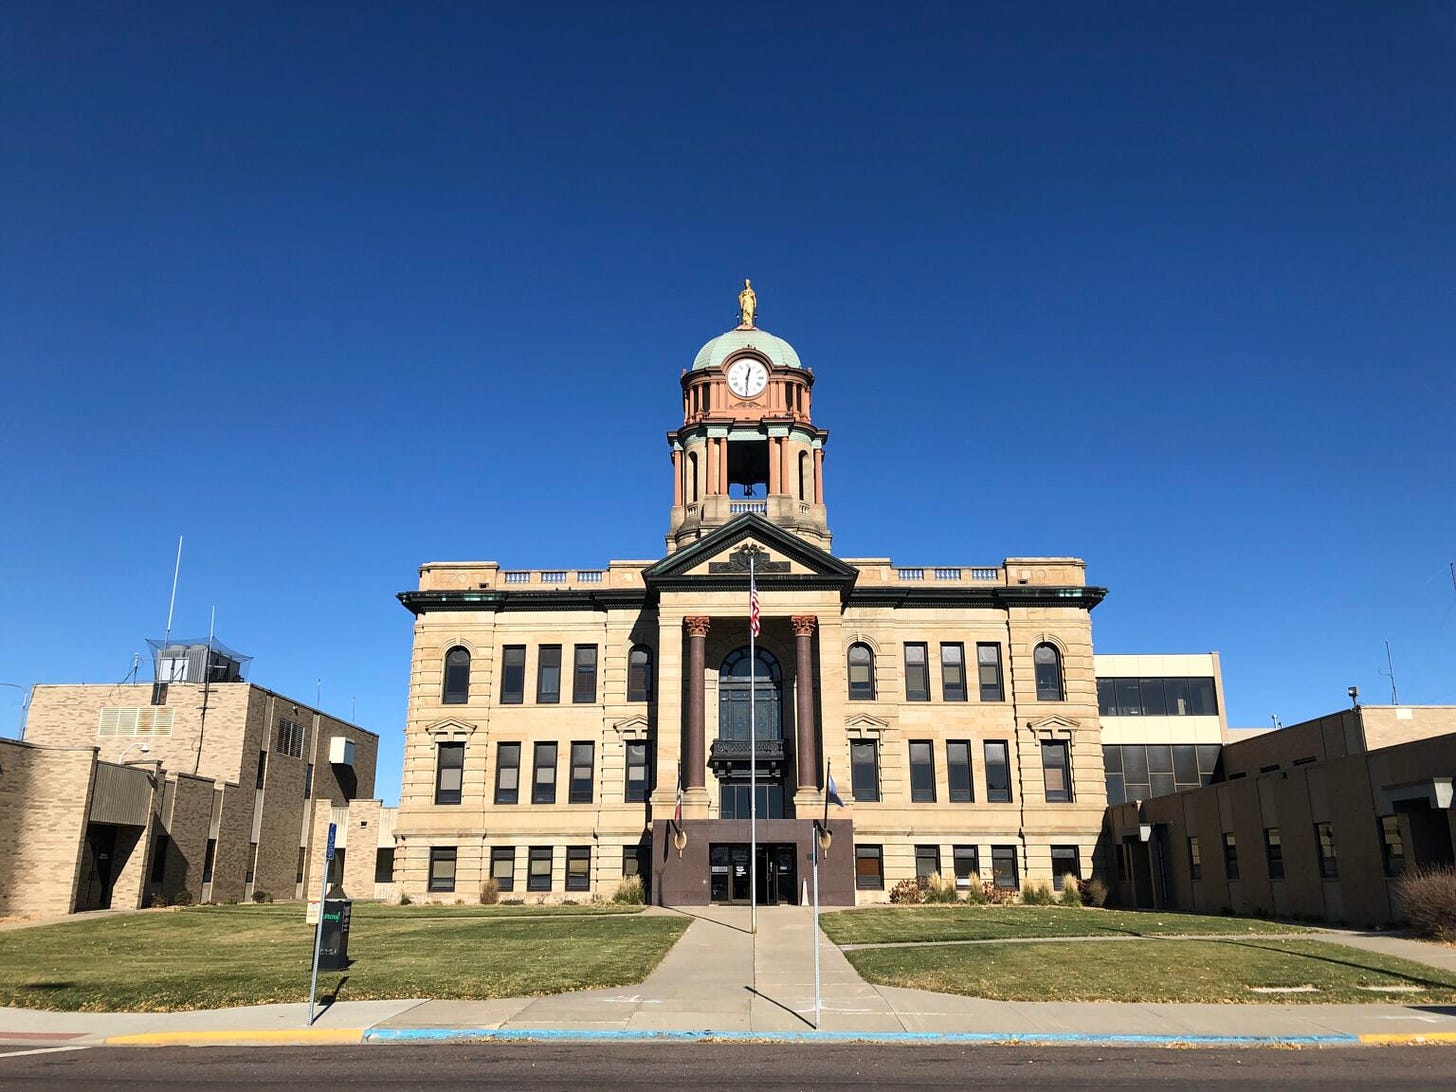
[157,772,218,904]
[0,741,96,916]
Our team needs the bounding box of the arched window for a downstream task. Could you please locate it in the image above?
[688,451,699,503]
[628,645,653,702]
[1034,643,1064,702]
[799,451,811,501]
[847,643,875,701]
[443,646,471,704]
[718,647,782,742]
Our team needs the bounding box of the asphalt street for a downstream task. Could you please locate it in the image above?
[2,1043,1455,1090]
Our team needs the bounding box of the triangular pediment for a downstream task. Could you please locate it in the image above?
[845,712,890,733]
[425,717,479,736]
[612,714,652,738]
[643,514,858,590]
[1027,714,1080,734]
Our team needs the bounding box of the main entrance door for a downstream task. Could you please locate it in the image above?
[709,843,798,905]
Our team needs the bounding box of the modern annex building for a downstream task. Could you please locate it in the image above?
[391,288,1122,905]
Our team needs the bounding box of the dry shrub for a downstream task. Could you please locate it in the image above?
[1396,866,1456,941]
[1079,876,1109,908]
[613,874,645,905]
[923,871,959,903]
[1020,881,1055,905]
[888,877,924,904]
[479,877,500,905]
[980,880,1012,905]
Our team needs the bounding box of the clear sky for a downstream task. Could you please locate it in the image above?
[3,4,1453,805]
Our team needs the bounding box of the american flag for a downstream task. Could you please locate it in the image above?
[749,573,760,638]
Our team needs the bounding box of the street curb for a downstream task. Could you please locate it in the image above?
[363,1027,1370,1047]
[104,1028,364,1047]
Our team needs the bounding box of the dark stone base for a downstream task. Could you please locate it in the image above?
[650,817,855,906]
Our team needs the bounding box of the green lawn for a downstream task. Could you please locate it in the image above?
[0,903,688,1012]
[820,905,1310,946]
[846,937,1456,1004]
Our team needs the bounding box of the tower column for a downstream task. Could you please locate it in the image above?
[719,438,729,494]
[792,615,819,792]
[684,617,710,789]
[672,449,683,507]
[768,437,781,494]
[814,447,825,505]
[780,440,793,501]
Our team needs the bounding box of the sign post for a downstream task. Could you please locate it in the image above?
[307,822,335,1026]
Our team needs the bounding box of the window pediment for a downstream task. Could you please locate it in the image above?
[425,718,479,738]
[845,712,889,737]
[1026,714,1078,737]
[612,714,652,740]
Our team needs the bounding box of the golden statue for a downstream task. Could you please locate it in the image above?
[738,278,757,328]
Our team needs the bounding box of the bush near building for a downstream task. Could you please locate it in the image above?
[1397,866,1456,942]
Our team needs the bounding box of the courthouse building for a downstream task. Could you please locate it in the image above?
[391,287,1119,904]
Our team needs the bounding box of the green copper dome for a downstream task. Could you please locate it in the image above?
[691,327,803,372]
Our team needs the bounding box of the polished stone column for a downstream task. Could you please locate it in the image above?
[792,615,819,791]
[684,616,710,789]
[672,448,683,507]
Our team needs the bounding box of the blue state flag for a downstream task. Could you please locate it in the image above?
[826,771,845,808]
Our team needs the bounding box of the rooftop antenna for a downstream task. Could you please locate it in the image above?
[194,604,216,775]
[1380,641,1399,705]
[163,535,183,652]
[1270,714,1282,729]
[121,652,141,684]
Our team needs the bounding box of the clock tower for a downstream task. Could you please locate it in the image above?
[666,283,831,552]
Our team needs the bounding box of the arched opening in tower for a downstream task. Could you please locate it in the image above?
[726,438,770,498]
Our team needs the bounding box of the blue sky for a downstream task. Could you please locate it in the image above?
[3,4,1453,805]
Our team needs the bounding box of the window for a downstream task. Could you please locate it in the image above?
[628,645,653,702]
[255,750,267,789]
[566,846,591,891]
[850,739,879,802]
[435,741,464,805]
[276,718,305,758]
[245,842,258,884]
[625,741,650,802]
[374,847,395,884]
[1315,821,1338,878]
[491,846,515,892]
[903,643,929,701]
[952,846,979,889]
[1223,833,1239,880]
[984,741,1012,803]
[854,844,884,889]
[847,643,875,700]
[303,763,314,798]
[494,742,521,805]
[947,741,973,802]
[991,845,1018,889]
[1264,828,1284,880]
[976,643,1004,702]
[532,742,558,804]
[1188,836,1202,881]
[1098,676,1221,717]
[908,740,936,803]
[1041,741,1071,803]
[428,847,457,892]
[1034,643,1064,701]
[940,643,966,702]
[537,645,562,703]
[500,645,526,704]
[915,845,941,880]
[297,847,307,885]
[202,838,216,884]
[1380,815,1405,877]
[443,646,470,704]
[528,846,553,891]
[1051,846,1079,891]
[150,835,169,884]
[572,645,598,703]
[569,742,594,803]
[622,846,642,878]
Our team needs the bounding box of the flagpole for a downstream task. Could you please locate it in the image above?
[748,552,757,938]
[812,821,821,1028]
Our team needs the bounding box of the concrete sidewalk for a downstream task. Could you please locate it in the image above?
[3,906,1455,1049]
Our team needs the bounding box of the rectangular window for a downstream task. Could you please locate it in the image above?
[854,844,884,890]
[977,643,1004,702]
[1188,836,1202,881]
[946,741,973,802]
[915,845,941,880]
[528,846,553,891]
[1264,827,1284,880]
[1138,677,1167,716]
[245,842,258,884]
[255,750,267,789]
[536,645,562,704]
[1041,741,1071,802]
[500,645,526,704]
[568,741,594,803]
[1051,845,1079,891]
[1223,833,1239,880]
[940,643,966,702]
[202,838,216,884]
[532,742,558,805]
[991,845,1018,889]
[296,846,307,885]
[494,742,521,805]
[850,739,879,802]
[952,845,979,889]
[491,846,515,892]
[908,740,936,803]
[150,835,169,884]
[622,846,641,877]
[625,741,650,803]
[303,763,314,799]
[428,846,457,892]
[276,718,305,759]
[1096,677,1116,715]
[374,847,395,884]
[435,741,464,805]
[572,645,598,704]
[565,846,591,891]
[1380,815,1405,878]
[903,643,929,702]
[1315,821,1338,878]
[985,741,1012,803]
[628,648,652,702]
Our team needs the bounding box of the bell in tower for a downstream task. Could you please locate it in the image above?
[666,282,831,552]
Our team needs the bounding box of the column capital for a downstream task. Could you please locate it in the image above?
[684,616,712,638]
[790,615,818,638]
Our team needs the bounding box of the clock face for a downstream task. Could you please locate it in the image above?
[727,358,768,399]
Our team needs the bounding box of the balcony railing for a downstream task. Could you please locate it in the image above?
[708,738,786,772]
